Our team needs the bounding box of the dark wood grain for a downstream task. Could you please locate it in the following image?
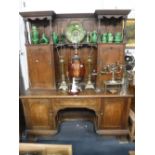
[21,95,133,134]
[99,98,129,129]
[22,98,54,129]
[20,10,133,137]
[96,43,125,88]
[27,45,56,89]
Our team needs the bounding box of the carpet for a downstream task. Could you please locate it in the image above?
[28,120,135,155]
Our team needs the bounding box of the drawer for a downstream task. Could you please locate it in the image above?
[52,98,101,112]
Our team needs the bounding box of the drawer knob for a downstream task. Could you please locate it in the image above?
[35,59,39,63]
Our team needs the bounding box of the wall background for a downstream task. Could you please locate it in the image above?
[19,0,135,18]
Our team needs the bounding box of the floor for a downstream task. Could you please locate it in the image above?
[23,120,135,155]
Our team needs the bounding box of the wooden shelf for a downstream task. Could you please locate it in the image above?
[20,88,134,99]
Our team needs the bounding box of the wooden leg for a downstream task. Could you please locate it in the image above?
[129,150,135,155]
[129,109,135,141]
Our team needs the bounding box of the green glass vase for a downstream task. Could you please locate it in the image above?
[31,26,39,44]
[101,33,108,43]
[40,33,49,44]
[52,32,59,44]
[90,31,98,43]
[114,32,122,43]
[107,32,113,43]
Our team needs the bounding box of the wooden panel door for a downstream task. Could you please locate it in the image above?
[27,45,55,89]
[96,43,125,88]
[97,44,125,66]
[22,99,54,130]
[100,98,130,129]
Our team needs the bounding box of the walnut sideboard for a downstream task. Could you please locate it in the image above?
[20,89,134,136]
[19,10,133,137]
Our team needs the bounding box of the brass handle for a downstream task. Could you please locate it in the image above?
[35,59,39,63]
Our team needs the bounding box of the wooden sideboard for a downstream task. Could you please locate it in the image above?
[19,10,134,137]
[20,89,133,136]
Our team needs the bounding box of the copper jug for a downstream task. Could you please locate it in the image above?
[68,50,85,94]
[68,51,85,79]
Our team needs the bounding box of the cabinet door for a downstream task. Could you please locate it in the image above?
[96,44,125,87]
[100,98,130,129]
[27,45,55,89]
[97,44,125,65]
[22,99,54,130]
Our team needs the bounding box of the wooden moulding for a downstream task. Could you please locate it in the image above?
[95,9,131,19]
[26,129,57,136]
[19,10,131,19]
[19,143,72,155]
[128,150,135,155]
[19,11,55,20]
[129,109,135,141]
[25,128,129,137]
[19,86,135,98]
[25,128,128,137]
[96,129,129,135]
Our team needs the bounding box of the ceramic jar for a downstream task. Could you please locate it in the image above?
[107,32,113,43]
[101,33,108,43]
[52,32,59,44]
[31,26,39,44]
[90,31,98,43]
[114,32,122,43]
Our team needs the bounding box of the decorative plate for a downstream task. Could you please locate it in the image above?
[65,23,86,43]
